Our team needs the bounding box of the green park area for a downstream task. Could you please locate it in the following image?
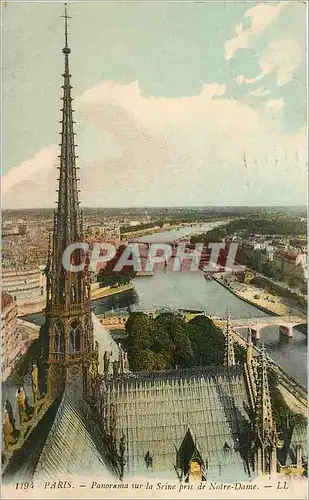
[125,312,243,371]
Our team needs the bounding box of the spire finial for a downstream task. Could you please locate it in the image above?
[61,3,72,53]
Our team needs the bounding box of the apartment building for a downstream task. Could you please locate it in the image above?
[2,267,44,300]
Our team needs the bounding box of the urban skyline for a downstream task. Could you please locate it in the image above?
[2,1,307,209]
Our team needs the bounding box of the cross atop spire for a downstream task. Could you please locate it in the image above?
[61,3,72,52]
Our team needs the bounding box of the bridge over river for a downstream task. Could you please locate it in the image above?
[229,315,307,339]
[100,309,307,339]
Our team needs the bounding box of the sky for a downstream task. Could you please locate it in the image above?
[2,1,307,208]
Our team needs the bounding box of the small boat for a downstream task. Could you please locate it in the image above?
[204,274,212,281]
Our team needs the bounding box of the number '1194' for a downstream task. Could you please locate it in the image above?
[15,482,35,490]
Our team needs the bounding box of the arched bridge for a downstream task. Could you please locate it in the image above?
[229,315,307,340]
[99,311,307,341]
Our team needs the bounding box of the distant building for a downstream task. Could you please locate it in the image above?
[279,251,307,268]
[17,223,27,235]
[1,293,22,381]
[2,224,19,237]
[86,221,121,244]
[2,267,43,300]
[129,220,141,227]
[266,244,274,262]
[2,221,28,237]
[276,251,307,281]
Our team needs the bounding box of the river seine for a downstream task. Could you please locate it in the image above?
[25,223,307,386]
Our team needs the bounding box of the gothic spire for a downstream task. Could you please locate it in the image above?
[50,2,88,308]
[56,2,81,251]
[38,4,95,400]
[224,310,235,368]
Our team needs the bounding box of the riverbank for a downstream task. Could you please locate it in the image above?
[122,220,219,241]
[91,283,134,301]
[235,283,306,318]
[17,282,135,316]
[121,223,182,239]
[211,274,307,320]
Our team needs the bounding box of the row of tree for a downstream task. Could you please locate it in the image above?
[120,220,163,234]
[125,312,232,372]
[191,216,307,245]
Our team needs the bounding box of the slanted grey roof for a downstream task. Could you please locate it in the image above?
[104,366,251,482]
[33,389,116,481]
[289,421,308,462]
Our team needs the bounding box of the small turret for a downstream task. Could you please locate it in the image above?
[253,343,277,475]
[224,310,235,369]
[247,326,253,365]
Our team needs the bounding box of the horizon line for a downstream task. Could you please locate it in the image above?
[2,204,307,211]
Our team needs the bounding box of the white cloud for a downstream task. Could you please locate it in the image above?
[81,81,227,127]
[236,73,266,86]
[228,3,303,88]
[237,36,303,88]
[2,147,58,208]
[2,81,306,208]
[225,2,287,60]
[2,147,57,195]
[266,98,285,111]
[235,23,243,36]
[248,86,270,97]
[260,38,302,86]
